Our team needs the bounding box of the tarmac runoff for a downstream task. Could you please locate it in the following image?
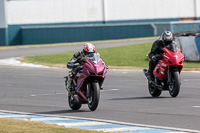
[0,110,199,133]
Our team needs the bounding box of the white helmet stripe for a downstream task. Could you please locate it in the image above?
[87,43,94,52]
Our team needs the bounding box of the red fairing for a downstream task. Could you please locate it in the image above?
[153,48,184,80]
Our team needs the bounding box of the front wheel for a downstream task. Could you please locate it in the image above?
[88,82,100,111]
[148,80,162,97]
[168,71,180,97]
[68,93,82,110]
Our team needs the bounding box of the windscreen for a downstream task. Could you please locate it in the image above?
[86,53,101,64]
[165,42,178,53]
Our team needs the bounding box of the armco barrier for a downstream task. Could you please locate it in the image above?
[21,24,154,45]
[4,21,200,46]
[154,21,200,36]
[171,22,200,34]
[175,36,200,61]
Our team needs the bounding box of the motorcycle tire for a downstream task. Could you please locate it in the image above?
[68,93,82,110]
[169,71,180,97]
[148,80,162,97]
[88,82,100,111]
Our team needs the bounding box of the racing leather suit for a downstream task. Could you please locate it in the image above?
[148,39,165,79]
[66,51,85,90]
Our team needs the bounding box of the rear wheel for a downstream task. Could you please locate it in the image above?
[68,93,82,110]
[148,80,162,97]
[88,82,100,111]
[168,71,180,97]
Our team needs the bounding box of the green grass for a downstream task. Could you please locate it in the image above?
[0,118,107,133]
[22,42,200,69]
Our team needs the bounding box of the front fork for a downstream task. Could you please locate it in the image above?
[168,71,172,85]
[167,66,178,85]
[86,83,91,98]
[86,81,101,98]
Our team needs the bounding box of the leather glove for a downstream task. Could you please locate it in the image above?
[152,54,163,61]
[74,65,83,73]
[77,65,83,70]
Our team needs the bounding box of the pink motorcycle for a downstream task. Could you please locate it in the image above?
[64,53,107,111]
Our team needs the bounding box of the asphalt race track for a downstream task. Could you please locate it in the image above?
[0,39,200,131]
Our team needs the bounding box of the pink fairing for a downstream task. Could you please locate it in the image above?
[73,53,107,103]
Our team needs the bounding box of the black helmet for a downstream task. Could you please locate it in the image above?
[161,31,173,45]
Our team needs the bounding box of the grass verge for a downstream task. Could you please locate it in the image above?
[0,118,107,133]
[21,42,200,70]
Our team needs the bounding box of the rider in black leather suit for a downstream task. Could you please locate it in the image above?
[146,31,174,80]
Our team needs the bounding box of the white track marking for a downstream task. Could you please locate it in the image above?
[100,127,151,132]
[122,72,128,74]
[111,89,119,90]
[192,106,200,108]
[166,132,189,133]
[25,117,69,121]
[29,93,64,97]
[57,122,108,127]
[0,115,31,118]
[182,71,200,73]
[183,79,200,81]
[101,89,119,92]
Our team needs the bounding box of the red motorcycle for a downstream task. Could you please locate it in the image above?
[143,43,184,97]
[64,53,107,111]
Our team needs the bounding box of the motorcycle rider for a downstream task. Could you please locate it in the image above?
[145,31,174,80]
[66,43,108,91]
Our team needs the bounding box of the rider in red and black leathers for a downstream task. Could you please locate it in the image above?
[146,31,174,80]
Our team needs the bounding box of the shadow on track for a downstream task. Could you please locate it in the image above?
[109,96,171,101]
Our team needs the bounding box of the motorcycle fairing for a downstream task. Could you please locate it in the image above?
[153,47,184,80]
[73,53,107,103]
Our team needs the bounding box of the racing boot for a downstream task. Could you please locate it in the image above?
[66,78,72,91]
[66,71,73,91]
[147,61,156,81]
[144,69,154,81]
